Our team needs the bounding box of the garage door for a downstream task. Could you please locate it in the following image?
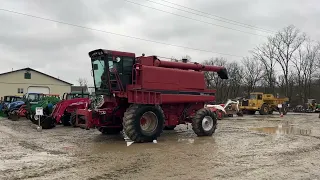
[27,86,50,94]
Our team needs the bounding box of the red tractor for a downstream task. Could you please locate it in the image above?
[42,92,90,129]
[76,49,228,142]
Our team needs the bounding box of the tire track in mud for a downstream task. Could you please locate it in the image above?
[18,141,66,155]
[87,153,151,180]
[0,124,67,156]
[7,163,78,180]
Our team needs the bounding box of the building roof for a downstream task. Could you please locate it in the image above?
[0,67,73,85]
[71,86,88,92]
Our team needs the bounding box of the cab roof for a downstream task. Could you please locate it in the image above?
[89,49,135,58]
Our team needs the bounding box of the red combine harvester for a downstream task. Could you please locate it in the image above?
[76,49,228,142]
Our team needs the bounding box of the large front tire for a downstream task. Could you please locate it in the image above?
[192,108,217,136]
[259,104,269,115]
[123,104,164,143]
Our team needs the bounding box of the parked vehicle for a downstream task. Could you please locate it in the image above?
[36,92,90,129]
[205,99,243,120]
[239,92,289,115]
[75,49,228,142]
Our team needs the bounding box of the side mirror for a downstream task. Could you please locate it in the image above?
[217,68,228,79]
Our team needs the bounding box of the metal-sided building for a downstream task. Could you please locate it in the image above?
[0,67,72,98]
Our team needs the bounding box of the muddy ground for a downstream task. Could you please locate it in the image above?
[1,113,320,180]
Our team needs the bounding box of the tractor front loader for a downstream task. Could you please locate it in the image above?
[76,49,228,143]
[38,92,90,129]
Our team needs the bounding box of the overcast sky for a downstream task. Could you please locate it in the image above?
[0,0,319,86]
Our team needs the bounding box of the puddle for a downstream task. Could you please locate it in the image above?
[250,125,311,135]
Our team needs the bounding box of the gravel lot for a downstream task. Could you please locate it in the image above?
[1,113,320,180]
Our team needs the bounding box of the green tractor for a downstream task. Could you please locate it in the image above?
[28,95,61,124]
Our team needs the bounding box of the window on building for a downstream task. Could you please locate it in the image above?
[24,72,31,79]
[18,88,24,94]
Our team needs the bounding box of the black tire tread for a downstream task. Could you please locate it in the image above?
[61,116,71,126]
[123,104,164,143]
[70,112,77,127]
[259,104,269,115]
[192,108,217,136]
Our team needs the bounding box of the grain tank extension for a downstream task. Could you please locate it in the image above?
[76,49,228,142]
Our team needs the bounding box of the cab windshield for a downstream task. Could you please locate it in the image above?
[66,94,90,100]
[4,96,12,102]
[27,94,44,101]
[91,56,121,94]
[250,94,258,99]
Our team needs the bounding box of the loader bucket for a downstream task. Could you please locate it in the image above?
[9,111,19,121]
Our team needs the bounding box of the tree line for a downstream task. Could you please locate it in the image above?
[202,25,320,106]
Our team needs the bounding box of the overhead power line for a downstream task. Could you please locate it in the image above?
[145,0,275,34]
[157,0,276,34]
[124,0,269,38]
[0,8,244,58]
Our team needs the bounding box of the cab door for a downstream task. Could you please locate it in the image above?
[257,94,263,109]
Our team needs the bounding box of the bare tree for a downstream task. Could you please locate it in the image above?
[226,62,244,99]
[77,78,88,87]
[170,56,179,62]
[291,40,320,103]
[241,57,263,95]
[304,41,320,99]
[251,37,277,93]
[203,57,229,102]
[271,25,306,97]
[203,57,244,102]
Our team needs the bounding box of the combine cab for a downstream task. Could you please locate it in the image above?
[76,49,228,142]
[38,92,90,129]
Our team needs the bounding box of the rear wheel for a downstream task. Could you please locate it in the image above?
[70,112,77,127]
[236,111,244,117]
[123,104,164,143]
[192,108,217,136]
[281,104,288,115]
[259,104,269,115]
[61,114,71,126]
[30,113,38,124]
